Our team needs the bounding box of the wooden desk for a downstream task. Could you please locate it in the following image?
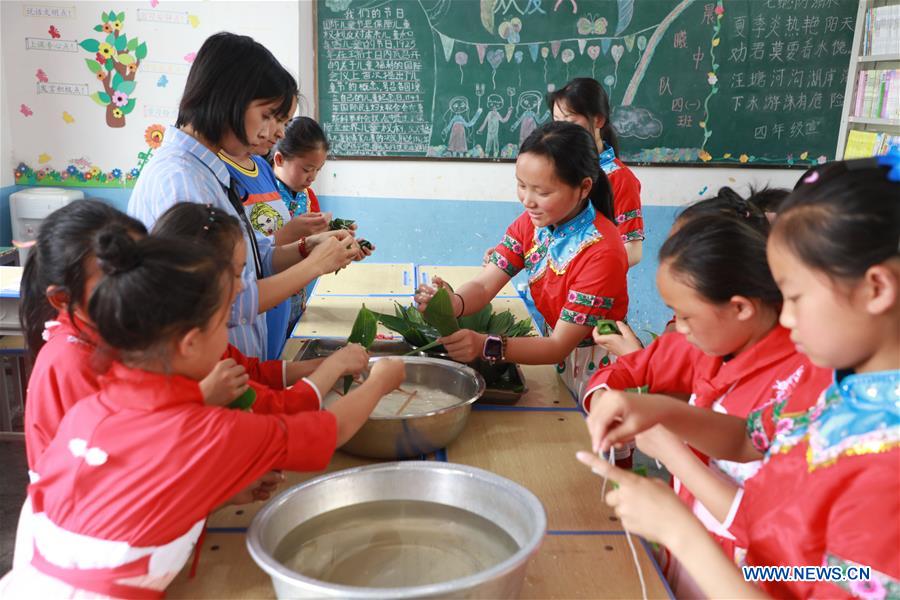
[312,262,415,296]
[416,264,519,298]
[170,266,672,599]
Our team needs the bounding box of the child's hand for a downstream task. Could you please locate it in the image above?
[586,390,663,454]
[368,358,405,394]
[439,330,485,363]
[330,343,370,376]
[200,359,249,406]
[592,320,643,357]
[306,231,358,275]
[481,246,494,267]
[576,451,694,547]
[290,211,331,237]
[414,276,454,313]
[635,424,683,462]
[223,470,285,506]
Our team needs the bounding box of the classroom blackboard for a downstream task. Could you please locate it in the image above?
[316,0,856,166]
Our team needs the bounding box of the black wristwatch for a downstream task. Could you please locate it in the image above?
[483,334,507,363]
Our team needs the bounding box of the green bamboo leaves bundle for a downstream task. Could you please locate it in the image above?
[368,288,534,356]
[344,304,377,393]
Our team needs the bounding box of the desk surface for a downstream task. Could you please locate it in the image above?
[169,265,672,599]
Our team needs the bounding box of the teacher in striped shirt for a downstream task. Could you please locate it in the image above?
[129,32,357,359]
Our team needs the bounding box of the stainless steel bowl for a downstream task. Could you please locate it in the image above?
[338,356,485,459]
[247,461,546,599]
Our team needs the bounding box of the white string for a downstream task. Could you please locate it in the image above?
[601,449,648,600]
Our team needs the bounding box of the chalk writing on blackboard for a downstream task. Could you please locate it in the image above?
[316,0,856,165]
[321,6,433,156]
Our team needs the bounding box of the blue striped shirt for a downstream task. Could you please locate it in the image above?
[128,126,274,359]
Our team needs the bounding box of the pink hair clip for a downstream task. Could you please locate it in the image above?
[803,171,820,184]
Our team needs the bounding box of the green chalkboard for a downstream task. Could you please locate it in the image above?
[316,0,856,166]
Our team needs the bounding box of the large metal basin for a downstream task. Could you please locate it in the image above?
[247,461,546,599]
[336,356,485,459]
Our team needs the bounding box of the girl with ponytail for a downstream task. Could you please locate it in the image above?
[2,226,404,598]
[415,121,628,400]
[549,77,645,266]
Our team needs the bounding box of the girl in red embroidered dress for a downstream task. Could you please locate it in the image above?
[577,155,900,599]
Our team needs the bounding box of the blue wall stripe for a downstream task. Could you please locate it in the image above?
[2,186,680,333]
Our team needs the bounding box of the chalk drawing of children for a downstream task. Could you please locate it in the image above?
[477,94,513,158]
[511,91,551,146]
[442,96,483,157]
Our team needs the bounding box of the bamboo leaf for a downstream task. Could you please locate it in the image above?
[423,288,459,336]
[344,305,377,393]
[404,339,444,356]
[458,303,492,332]
[595,320,621,336]
[348,304,377,348]
[641,329,660,342]
[228,387,257,410]
[487,310,514,334]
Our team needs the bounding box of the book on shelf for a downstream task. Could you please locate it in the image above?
[844,129,900,159]
[852,69,899,120]
[862,4,900,56]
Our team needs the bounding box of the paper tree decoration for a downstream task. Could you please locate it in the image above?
[79,10,147,128]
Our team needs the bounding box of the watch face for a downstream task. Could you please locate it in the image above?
[485,336,502,358]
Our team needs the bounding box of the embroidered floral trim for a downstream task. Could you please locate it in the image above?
[805,382,900,470]
[806,428,900,471]
[615,209,642,224]
[559,307,601,327]
[566,290,614,309]
[621,230,645,243]
[500,234,524,256]
[825,553,899,600]
[490,251,520,277]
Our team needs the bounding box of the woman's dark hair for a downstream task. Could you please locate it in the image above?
[677,186,774,235]
[773,159,900,280]
[519,121,614,222]
[272,116,330,162]
[151,202,243,257]
[548,77,619,156]
[19,200,147,359]
[660,213,782,307]
[176,32,298,146]
[88,227,232,361]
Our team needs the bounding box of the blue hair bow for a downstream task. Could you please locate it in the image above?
[876,146,900,182]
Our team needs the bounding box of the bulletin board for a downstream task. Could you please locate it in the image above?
[315,0,857,165]
[6,1,300,189]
